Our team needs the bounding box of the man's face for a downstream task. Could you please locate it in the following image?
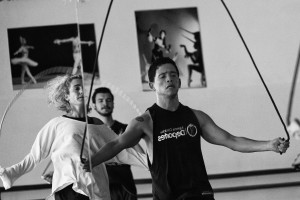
[150,63,180,97]
[94,93,114,117]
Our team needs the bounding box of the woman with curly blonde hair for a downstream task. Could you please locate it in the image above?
[0,74,147,200]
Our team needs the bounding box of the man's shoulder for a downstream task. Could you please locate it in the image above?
[135,111,152,122]
[127,112,152,131]
[190,108,212,126]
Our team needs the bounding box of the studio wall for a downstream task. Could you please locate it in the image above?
[0,0,300,187]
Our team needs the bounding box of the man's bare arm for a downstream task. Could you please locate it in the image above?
[83,114,147,171]
[193,110,289,153]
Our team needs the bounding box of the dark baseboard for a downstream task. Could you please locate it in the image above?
[1,167,299,199]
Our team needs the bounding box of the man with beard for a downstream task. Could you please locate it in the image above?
[91,87,140,200]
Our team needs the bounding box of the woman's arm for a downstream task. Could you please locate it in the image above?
[53,37,74,45]
[0,119,56,189]
[80,40,94,46]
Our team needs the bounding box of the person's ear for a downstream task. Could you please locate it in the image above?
[149,82,156,91]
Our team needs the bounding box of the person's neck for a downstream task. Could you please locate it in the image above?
[67,106,85,118]
[97,114,114,127]
[156,96,180,111]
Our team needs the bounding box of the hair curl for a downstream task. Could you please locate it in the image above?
[45,74,82,113]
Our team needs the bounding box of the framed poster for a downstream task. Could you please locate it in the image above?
[7,23,97,90]
[135,7,206,90]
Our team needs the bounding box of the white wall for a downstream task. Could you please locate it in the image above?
[0,0,300,188]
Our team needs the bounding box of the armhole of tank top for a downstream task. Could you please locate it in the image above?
[146,153,152,168]
[190,108,203,137]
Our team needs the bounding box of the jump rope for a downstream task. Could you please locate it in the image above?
[287,44,300,167]
[77,0,140,196]
[219,0,290,143]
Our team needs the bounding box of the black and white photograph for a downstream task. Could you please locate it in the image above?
[8,23,97,90]
[0,1,300,200]
[135,7,206,90]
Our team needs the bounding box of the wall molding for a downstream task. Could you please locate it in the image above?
[1,167,299,198]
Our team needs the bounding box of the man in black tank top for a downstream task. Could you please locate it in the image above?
[84,57,289,200]
[147,103,213,199]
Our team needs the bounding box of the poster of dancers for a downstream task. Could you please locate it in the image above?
[135,7,206,91]
[7,23,97,90]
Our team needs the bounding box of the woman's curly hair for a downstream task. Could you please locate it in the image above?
[45,74,82,113]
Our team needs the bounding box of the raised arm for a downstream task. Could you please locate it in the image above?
[53,37,74,45]
[13,47,23,55]
[80,40,94,46]
[193,109,289,153]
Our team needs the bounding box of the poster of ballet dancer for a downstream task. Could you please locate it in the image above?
[7,23,97,90]
[135,7,206,91]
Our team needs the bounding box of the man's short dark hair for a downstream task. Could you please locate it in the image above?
[92,87,114,103]
[148,57,179,82]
